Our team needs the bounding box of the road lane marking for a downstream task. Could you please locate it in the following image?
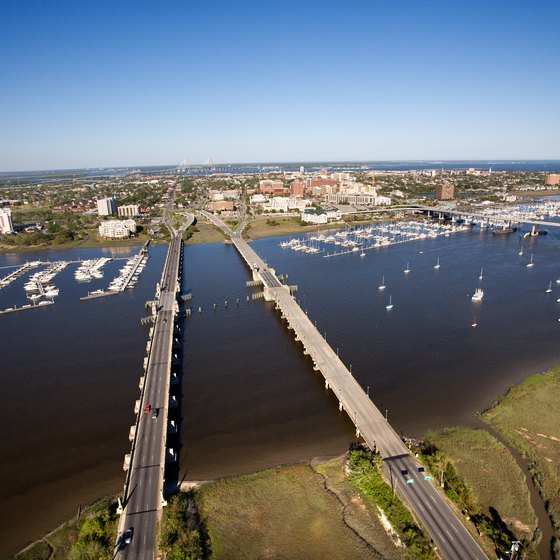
[446,530,454,541]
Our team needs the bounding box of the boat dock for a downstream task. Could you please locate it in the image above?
[0,261,41,288]
[0,300,54,315]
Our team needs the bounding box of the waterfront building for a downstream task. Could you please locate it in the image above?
[326,192,391,206]
[117,204,140,218]
[263,197,310,213]
[0,207,14,234]
[301,207,341,224]
[435,181,455,200]
[98,219,136,239]
[97,197,117,216]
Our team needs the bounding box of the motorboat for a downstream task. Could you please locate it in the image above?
[471,288,484,302]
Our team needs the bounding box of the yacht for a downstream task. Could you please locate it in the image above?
[471,288,484,302]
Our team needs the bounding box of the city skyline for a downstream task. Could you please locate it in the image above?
[1,0,559,172]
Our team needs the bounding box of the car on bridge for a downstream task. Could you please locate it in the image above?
[144,404,151,414]
[151,407,159,419]
[124,527,133,545]
[401,469,414,484]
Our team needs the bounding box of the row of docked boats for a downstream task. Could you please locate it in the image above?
[74,257,112,282]
[0,261,42,289]
[107,253,148,292]
[23,262,67,300]
[280,220,469,255]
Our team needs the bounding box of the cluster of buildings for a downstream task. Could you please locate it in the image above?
[97,197,140,218]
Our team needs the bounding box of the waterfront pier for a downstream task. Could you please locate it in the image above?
[199,210,487,560]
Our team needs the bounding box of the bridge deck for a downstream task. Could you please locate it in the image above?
[199,210,487,560]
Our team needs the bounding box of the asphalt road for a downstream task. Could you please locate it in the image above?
[117,205,193,558]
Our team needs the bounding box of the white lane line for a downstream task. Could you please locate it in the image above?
[426,502,432,510]
[452,523,460,534]
[446,530,454,541]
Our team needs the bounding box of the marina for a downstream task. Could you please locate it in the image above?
[280,219,470,258]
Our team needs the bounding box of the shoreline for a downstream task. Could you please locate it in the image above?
[13,367,559,559]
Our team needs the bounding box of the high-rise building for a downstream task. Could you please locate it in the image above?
[117,204,140,218]
[435,181,455,200]
[0,207,14,234]
[97,197,117,216]
[545,174,560,186]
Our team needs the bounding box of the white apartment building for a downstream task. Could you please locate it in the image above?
[98,219,137,239]
[117,204,140,218]
[97,197,117,216]
[263,197,310,213]
[300,208,341,224]
[0,207,14,234]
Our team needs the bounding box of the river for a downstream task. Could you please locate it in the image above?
[1,222,559,557]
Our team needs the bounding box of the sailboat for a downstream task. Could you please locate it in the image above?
[479,267,484,281]
[434,257,440,270]
[360,246,366,258]
[378,276,386,290]
[404,261,410,274]
[386,295,393,310]
[527,254,535,268]
[471,318,478,328]
[546,281,552,294]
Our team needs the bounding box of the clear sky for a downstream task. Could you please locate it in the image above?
[1,0,559,171]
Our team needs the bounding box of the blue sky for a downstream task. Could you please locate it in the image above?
[1,0,559,171]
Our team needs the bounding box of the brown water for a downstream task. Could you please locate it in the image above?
[1,226,560,558]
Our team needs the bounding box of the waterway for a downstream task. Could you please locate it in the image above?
[1,223,560,557]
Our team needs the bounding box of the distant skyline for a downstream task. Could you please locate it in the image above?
[1,0,559,172]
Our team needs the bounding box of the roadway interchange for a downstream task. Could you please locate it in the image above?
[199,210,487,560]
[116,204,194,559]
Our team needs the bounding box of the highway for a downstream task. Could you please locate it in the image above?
[199,210,487,560]
[116,193,193,559]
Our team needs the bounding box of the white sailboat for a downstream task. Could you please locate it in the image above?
[434,257,440,270]
[360,246,366,258]
[479,267,484,281]
[546,281,552,294]
[527,254,535,268]
[386,295,393,310]
[471,318,478,328]
[378,276,386,290]
[404,261,410,274]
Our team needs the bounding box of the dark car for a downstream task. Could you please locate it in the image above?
[151,407,159,419]
[401,469,414,484]
[124,527,133,545]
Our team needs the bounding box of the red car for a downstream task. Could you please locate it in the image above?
[144,404,151,414]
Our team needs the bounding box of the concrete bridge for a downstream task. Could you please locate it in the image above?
[116,200,194,558]
[199,209,487,560]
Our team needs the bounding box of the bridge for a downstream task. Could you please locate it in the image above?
[116,196,194,558]
[199,209,487,560]
[344,204,560,234]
